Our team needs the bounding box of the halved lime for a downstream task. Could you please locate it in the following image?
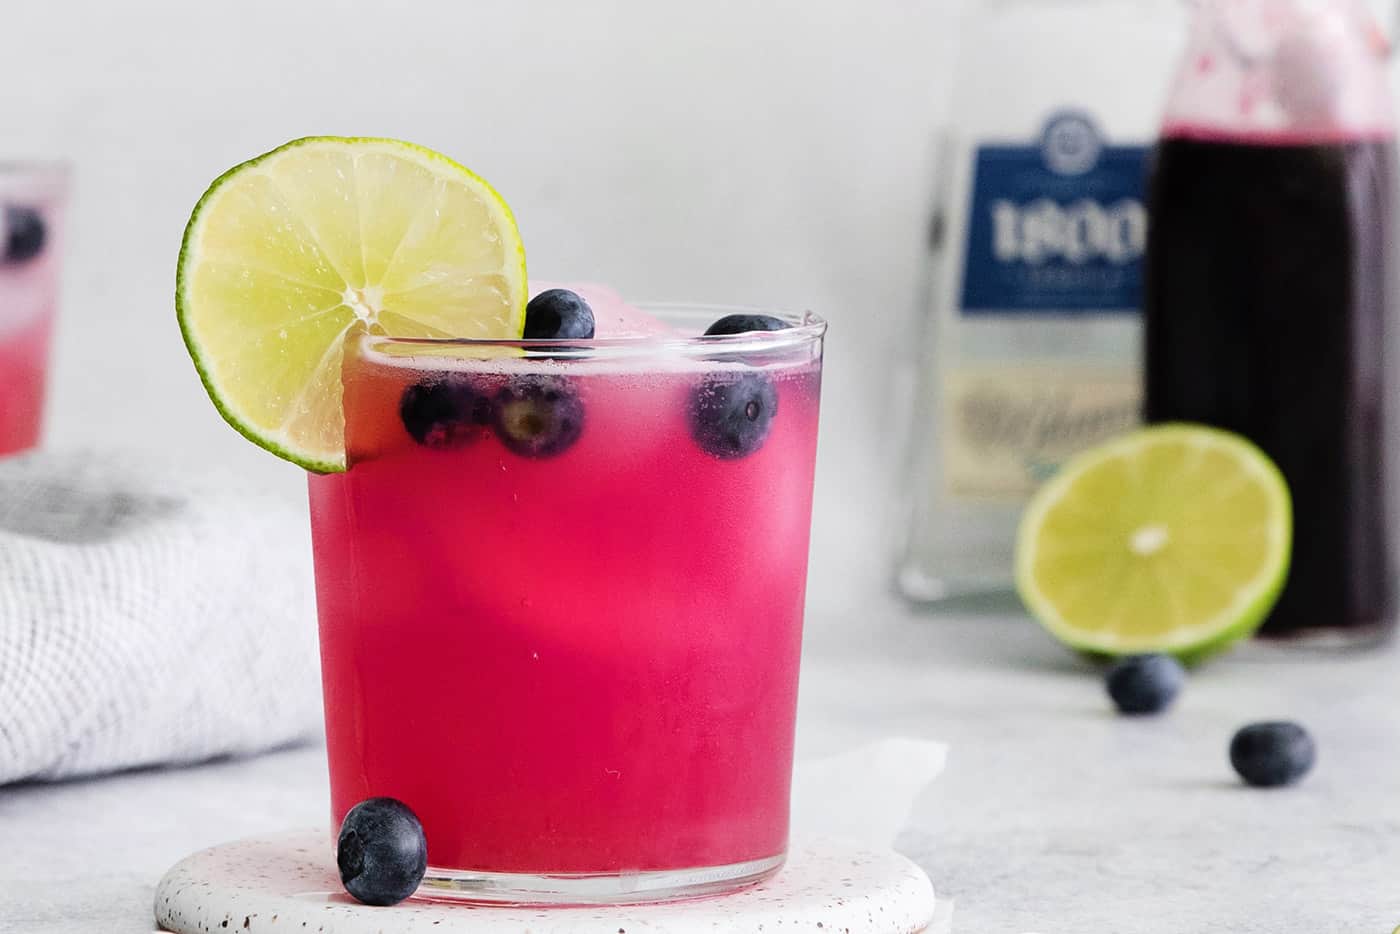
[1015,424,1292,661]
[177,136,527,472]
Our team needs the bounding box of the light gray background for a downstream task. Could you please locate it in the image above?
[6,0,1397,607]
[2,0,965,615]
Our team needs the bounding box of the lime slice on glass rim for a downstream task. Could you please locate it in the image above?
[176,136,528,472]
[1015,424,1292,662]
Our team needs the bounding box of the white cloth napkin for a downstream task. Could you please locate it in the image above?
[0,449,322,784]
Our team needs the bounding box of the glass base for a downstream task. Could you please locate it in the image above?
[1250,621,1395,651]
[415,853,786,906]
[896,565,1019,613]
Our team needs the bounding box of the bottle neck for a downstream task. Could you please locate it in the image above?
[1163,0,1395,141]
[1193,0,1383,66]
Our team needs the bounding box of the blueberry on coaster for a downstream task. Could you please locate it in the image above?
[337,797,428,906]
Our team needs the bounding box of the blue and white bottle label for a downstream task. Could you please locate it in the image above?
[959,112,1148,314]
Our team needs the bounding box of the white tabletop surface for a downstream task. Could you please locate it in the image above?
[4,601,1399,933]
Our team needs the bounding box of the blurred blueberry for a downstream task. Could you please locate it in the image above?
[704,313,789,336]
[1230,721,1315,788]
[493,374,584,457]
[3,207,45,264]
[525,289,595,340]
[689,372,778,459]
[400,376,493,449]
[337,797,427,906]
[1105,654,1185,715]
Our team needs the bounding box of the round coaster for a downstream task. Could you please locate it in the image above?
[154,830,935,933]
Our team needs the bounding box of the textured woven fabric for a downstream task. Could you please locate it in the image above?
[0,450,321,784]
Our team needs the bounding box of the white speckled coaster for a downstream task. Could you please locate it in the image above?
[154,830,936,933]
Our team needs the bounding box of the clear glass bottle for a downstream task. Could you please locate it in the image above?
[898,0,1182,605]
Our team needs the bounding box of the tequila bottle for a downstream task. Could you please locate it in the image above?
[898,0,1179,604]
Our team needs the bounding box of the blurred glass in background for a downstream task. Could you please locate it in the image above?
[0,164,66,455]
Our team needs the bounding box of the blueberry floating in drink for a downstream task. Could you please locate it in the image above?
[400,376,493,450]
[337,797,428,906]
[493,374,585,458]
[689,371,778,459]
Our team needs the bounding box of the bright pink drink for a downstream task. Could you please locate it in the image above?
[308,307,823,902]
[0,312,54,453]
[0,165,66,456]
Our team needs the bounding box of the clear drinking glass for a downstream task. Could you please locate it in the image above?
[307,306,825,904]
[0,164,67,455]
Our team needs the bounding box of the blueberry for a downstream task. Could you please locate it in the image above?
[704,314,789,336]
[525,289,595,340]
[1230,721,1316,788]
[400,376,493,449]
[337,797,428,906]
[689,372,778,459]
[493,375,584,457]
[3,207,44,265]
[1105,654,1184,715]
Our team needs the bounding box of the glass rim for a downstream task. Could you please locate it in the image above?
[0,160,71,173]
[364,303,827,361]
[0,161,72,184]
[0,162,72,201]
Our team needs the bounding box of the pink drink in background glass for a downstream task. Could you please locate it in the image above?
[308,304,824,903]
[0,165,66,455]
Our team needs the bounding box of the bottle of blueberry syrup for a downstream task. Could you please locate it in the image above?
[898,0,1180,605]
[1144,0,1400,645]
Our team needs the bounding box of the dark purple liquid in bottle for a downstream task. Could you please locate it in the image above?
[1143,130,1398,639]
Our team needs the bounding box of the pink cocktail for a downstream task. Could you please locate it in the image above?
[308,306,824,903]
[0,165,66,455]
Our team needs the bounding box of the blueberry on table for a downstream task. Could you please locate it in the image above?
[704,313,790,336]
[400,376,493,449]
[524,288,595,340]
[1230,721,1316,788]
[3,206,45,264]
[1105,653,1184,715]
[493,374,585,457]
[337,797,428,906]
[689,372,778,459]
